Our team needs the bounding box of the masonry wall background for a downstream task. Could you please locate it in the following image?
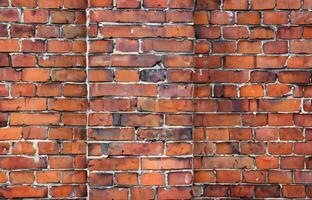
[0,0,311,199]
[87,0,195,199]
[0,0,87,198]
[194,0,312,198]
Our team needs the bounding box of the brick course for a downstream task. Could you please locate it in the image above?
[0,0,310,199]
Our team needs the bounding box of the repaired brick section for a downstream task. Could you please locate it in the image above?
[0,0,87,199]
[194,0,312,199]
[0,0,311,199]
[88,0,194,198]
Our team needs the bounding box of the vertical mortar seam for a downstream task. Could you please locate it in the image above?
[85,1,90,199]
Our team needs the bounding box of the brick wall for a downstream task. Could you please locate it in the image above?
[0,0,311,199]
[0,0,87,198]
[194,0,312,198]
[87,0,195,199]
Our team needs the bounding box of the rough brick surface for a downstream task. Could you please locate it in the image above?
[87,1,194,198]
[0,0,311,199]
[0,0,87,199]
[194,0,312,199]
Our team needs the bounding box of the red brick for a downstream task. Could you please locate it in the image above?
[24,9,48,23]
[115,70,139,82]
[131,188,155,200]
[0,157,46,169]
[89,173,112,186]
[277,0,301,9]
[49,156,73,169]
[39,55,85,67]
[204,185,229,197]
[91,84,157,97]
[12,54,36,67]
[22,69,50,82]
[170,0,193,8]
[48,99,87,111]
[231,186,254,198]
[266,84,291,97]
[36,25,60,38]
[22,40,45,52]
[259,99,301,112]
[264,11,288,24]
[256,186,280,198]
[224,0,248,9]
[264,41,288,53]
[268,143,293,155]
[237,12,261,24]
[197,27,221,39]
[90,10,165,23]
[62,171,86,183]
[89,0,112,7]
[143,39,193,53]
[251,0,275,9]
[12,0,36,7]
[195,114,241,126]
[256,156,279,169]
[212,42,236,53]
[240,85,263,97]
[279,128,303,141]
[38,0,63,8]
[0,9,19,22]
[10,113,60,125]
[196,0,220,10]
[279,71,310,83]
[0,186,47,198]
[269,114,293,126]
[291,11,312,24]
[10,171,34,184]
[194,171,214,183]
[116,0,140,8]
[0,39,19,52]
[138,99,192,112]
[202,157,254,169]
[108,143,163,156]
[158,187,192,200]
[166,11,193,23]
[238,41,262,53]
[251,27,275,39]
[283,185,306,198]
[63,0,87,9]
[243,171,267,183]
[36,171,59,183]
[217,170,241,183]
[50,186,73,198]
[115,39,139,52]
[37,84,61,97]
[11,24,35,38]
[115,173,138,185]
[211,12,234,25]
[241,143,265,154]
[89,158,139,171]
[89,40,112,53]
[304,0,312,8]
[269,171,292,183]
[288,56,312,68]
[141,172,164,186]
[281,156,305,169]
[291,41,312,53]
[142,158,192,170]
[166,143,192,155]
[90,188,128,199]
[223,27,249,39]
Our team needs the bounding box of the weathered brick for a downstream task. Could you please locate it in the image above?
[0,1,309,199]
